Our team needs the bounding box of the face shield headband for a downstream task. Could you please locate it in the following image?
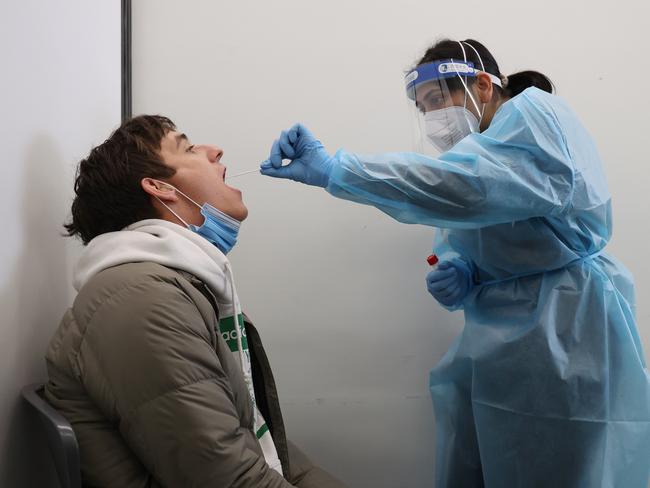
[405,60,503,103]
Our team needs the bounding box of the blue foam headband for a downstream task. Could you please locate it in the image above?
[405,60,477,91]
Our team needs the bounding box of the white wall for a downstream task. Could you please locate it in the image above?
[0,1,120,486]
[132,1,650,486]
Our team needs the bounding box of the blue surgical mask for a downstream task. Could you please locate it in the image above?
[189,203,240,254]
[154,182,241,254]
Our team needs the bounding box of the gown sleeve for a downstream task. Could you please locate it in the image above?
[326,91,575,229]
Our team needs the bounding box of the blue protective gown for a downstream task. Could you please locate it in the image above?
[326,87,650,487]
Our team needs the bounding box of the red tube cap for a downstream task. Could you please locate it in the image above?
[426,254,439,266]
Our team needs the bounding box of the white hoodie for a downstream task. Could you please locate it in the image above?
[74,218,283,475]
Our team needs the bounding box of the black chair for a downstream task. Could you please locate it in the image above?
[21,383,81,488]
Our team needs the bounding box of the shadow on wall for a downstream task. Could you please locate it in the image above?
[0,134,70,487]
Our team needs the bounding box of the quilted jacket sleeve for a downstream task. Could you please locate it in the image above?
[287,441,347,488]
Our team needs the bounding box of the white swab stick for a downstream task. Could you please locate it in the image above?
[226,168,260,179]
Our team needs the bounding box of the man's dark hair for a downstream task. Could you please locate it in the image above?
[65,115,177,244]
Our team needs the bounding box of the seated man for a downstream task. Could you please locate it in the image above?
[45,115,345,488]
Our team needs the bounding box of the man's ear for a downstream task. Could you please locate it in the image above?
[141,178,178,203]
[475,72,494,104]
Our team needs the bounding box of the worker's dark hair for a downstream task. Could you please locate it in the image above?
[64,115,177,245]
[416,38,554,98]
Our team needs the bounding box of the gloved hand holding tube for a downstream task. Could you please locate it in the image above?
[260,123,335,188]
[426,257,474,309]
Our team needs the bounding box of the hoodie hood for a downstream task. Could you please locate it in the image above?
[73,219,237,314]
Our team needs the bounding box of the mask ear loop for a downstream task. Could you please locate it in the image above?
[462,41,505,130]
[454,41,485,127]
[461,41,503,89]
[463,41,487,128]
[151,180,200,228]
[456,42,469,112]
[463,40,486,72]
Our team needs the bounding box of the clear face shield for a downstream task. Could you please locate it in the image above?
[405,58,503,156]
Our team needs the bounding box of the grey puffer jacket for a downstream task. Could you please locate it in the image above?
[45,261,345,488]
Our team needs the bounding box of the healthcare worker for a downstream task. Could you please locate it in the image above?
[259,39,650,487]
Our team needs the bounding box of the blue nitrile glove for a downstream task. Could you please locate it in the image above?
[260,123,334,188]
[426,258,474,308]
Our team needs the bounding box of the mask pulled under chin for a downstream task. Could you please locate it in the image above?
[153,180,241,255]
[424,106,479,153]
[190,203,240,255]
